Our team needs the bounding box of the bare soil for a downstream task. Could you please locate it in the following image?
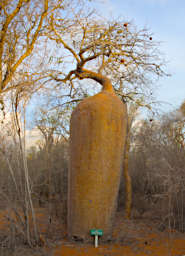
[0,209,185,256]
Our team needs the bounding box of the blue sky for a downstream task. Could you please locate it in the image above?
[96,0,185,112]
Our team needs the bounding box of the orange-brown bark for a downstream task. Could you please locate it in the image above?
[75,68,114,93]
[123,133,132,219]
[68,71,127,241]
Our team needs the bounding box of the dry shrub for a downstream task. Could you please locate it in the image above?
[118,118,185,232]
[27,141,68,223]
[0,138,68,249]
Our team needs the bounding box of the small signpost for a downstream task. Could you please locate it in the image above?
[90,229,103,248]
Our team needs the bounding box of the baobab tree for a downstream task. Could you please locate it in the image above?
[44,13,168,239]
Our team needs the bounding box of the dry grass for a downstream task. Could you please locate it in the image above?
[0,208,185,256]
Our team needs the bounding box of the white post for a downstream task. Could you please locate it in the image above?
[95,235,98,248]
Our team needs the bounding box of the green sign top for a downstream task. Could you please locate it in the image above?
[90,229,103,236]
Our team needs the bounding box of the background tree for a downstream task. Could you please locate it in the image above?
[34,107,69,223]
[0,0,50,94]
[0,0,86,114]
[128,102,185,231]
[123,102,140,219]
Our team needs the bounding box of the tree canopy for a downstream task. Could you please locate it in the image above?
[0,0,169,119]
[46,14,167,104]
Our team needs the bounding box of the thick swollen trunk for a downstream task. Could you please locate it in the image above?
[68,70,127,241]
[123,131,132,219]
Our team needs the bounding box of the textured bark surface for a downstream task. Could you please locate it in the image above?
[68,89,127,241]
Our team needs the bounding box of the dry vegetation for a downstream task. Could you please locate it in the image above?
[0,103,184,256]
[0,0,185,255]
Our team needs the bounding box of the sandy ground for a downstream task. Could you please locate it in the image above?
[0,209,185,256]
